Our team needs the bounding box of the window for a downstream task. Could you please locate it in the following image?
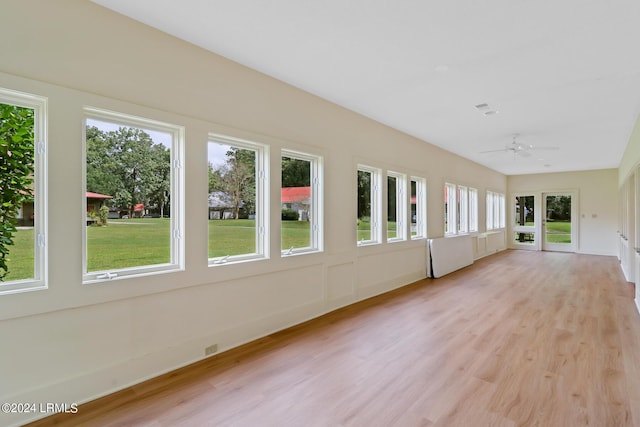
[208,134,268,264]
[446,182,477,235]
[457,185,468,233]
[387,171,406,242]
[487,190,506,230]
[281,150,323,255]
[444,183,456,235]
[357,165,381,245]
[469,187,478,232]
[83,108,184,282]
[411,177,427,239]
[0,88,47,294]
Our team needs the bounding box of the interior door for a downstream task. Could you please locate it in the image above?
[542,192,576,252]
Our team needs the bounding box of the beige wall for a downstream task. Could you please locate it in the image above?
[508,169,618,256]
[0,2,508,424]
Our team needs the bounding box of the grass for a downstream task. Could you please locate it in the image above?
[87,218,171,271]
[3,228,34,281]
[514,220,571,244]
[8,218,567,279]
[357,219,398,241]
[545,220,571,243]
[3,218,317,279]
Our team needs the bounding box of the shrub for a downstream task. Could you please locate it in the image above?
[281,208,298,221]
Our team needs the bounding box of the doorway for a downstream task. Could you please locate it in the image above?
[542,192,576,252]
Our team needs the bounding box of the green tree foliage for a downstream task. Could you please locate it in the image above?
[220,148,255,219]
[281,157,310,187]
[0,103,34,280]
[546,195,571,220]
[357,170,371,220]
[86,125,170,218]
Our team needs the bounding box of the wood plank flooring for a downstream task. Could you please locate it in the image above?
[27,250,640,426]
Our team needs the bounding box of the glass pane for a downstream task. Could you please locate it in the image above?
[281,156,311,251]
[387,175,397,240]
[208,142,257,258]
[546,195,571,244]
[1,102,35,281]
[514,232,535,244]
[514,195,535,243]
[410,180,417,236]
[357,170,372,242]
[86,119,172,272]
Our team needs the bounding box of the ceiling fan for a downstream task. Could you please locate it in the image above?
[480,134,559,158]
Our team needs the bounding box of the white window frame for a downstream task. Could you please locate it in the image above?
[411,176,427,239]
[387,171,406,242]
[468,187,478,232]
[281,149,323,256]
[82,107,185,283]
[457,185,468,234]
[0,88,47,295]
[208,134,269,265]
[444,182,456,235]
[487,190,506,231]
[357,164,382,246]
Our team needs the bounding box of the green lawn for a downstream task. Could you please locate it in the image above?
[357,219,398,241]
[514,220,571,244]
[4,218,412,279]
[357,218,371,242]
[87,218,171,271]
[281,220,311,251]
[545,220,571,243]
[3,228,34,281]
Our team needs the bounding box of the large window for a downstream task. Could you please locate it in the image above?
[444,182,456,235]
[357,165,381,245]
[446,182,476,235]
[468,187,478,232]
[208,134,268,264]
[411,177,427,239]
[281,150,323,255]
[457,185,468,233]
[83,108,184,282]
[387,171,406,242]
[0,88,47,294]
[487,190,506,230]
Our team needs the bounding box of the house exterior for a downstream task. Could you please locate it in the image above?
[281,186,311,220]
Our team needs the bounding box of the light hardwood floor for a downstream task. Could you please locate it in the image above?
[27,250,640,426]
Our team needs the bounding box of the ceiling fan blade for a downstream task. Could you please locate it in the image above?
[530,146,559,151]
[479,148,509,154]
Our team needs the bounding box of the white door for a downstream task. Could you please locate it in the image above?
[542,192,576,252]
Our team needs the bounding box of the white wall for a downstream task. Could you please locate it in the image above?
[0,2,507,425]
[508,169,618,256]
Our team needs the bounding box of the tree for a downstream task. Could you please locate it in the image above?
[0,103,34,280]
[208,147,256,220]
[357,170,371,221]
[281,157,310,187]
[86,125,171,218]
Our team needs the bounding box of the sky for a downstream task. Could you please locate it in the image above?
[87,118,172,149]
[87,118,231,168]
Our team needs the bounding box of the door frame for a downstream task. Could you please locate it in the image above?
[542,191,578,252]
[509,190,579,252]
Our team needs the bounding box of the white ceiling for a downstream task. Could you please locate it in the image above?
[92,0,640,175]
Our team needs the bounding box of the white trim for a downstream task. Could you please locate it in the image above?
[208,134,270,265]
[0,87,48,295]
[357,164,382,246]
[82,107,185,283]
[281,149,324,256]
